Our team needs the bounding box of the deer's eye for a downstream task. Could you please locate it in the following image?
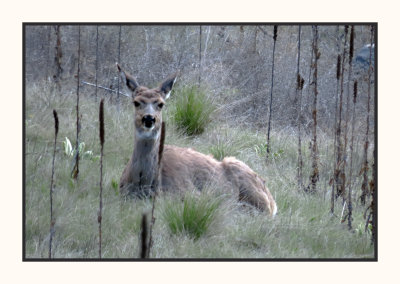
[158,102,164,109]
[133,101,140,107]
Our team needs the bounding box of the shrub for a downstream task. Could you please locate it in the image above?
[162,193,220,240]
[171,85,215,136]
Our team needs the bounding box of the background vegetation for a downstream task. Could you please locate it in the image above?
[24,24,375,259]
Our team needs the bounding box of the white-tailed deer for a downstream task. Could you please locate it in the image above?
[118,64,277,216]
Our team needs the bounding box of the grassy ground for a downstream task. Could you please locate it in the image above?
[24,82,374,259]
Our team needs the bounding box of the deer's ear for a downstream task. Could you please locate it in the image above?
[159,73,178,99]
[117,63,139,92]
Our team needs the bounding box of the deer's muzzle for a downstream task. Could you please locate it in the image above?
[142,115,156,128]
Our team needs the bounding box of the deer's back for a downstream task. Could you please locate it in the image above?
[160,145,225,192]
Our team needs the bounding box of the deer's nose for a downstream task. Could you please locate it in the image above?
[142,115,156,128]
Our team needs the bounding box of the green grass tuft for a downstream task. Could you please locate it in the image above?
[171,85,215,136]
[162,193,221,240]
[208,139,238,161]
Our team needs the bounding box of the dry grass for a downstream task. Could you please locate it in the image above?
[24,81,374,259]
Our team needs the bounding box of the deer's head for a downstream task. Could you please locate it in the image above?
[117,64,177,139]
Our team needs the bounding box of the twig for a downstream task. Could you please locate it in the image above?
[257,26,273,38]
[82,81,130,97]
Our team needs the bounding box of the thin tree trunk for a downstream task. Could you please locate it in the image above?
[308,25,319,193]
[342,25,355,205]
[331,25,341,214]
[360,25,374,205]
[72,26,81,180]
[296,26,304,190]
[54,25,63,91]
[46,25,52,82]
[202,26,211,63]
[95,25,99,102]
[347,81,357,230]
[198,26,202,87]
[370,148,376,245]
[266,25,278,162]
[336,25,349,200]
[116,25,122,111]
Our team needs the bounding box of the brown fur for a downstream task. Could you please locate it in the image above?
[117,64,277,216]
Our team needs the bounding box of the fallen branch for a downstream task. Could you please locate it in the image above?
[82,81,130,98]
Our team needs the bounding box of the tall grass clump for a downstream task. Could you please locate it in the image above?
[162,193,221,240]
[208,132,239,161]
[171,85,215,136]
[209,141,236,161]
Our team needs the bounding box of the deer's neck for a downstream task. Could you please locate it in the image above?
[129,129,161,192]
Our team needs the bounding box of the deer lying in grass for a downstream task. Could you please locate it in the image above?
[118,64,277,216]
